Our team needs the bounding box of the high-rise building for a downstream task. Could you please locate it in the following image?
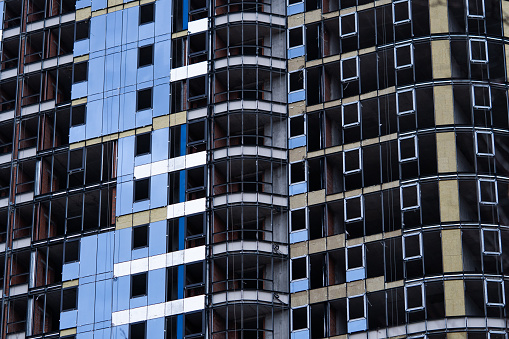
[0,0,508,338]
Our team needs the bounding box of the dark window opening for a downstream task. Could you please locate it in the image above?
[71,105,86,127]
[64,240,80,263]
[292,257,307,280]
[131,273,147,298]
[135,133,151,156]
[291,209,306,232]
[134,178,150,202]
[289,27,303,48]
[292,307,308,331]
[130,321,146,339]
[137,88,153,111]
[138,45,154,68]
[290,71,304,92]
[139,3,154,25]
[72,62,88,83]
[290,162,305,184]
[75,20,90,41]
[132,224,149,249]
[290,115,305,137]
[62,288,77,311]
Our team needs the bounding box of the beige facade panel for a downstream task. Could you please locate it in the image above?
[429,0,449,34]
[444,280,466,316]
[439,180,460,222]
[432,40,452,79]
[434,85,455,126]
[441,229,463,273]
[436,132,457,173]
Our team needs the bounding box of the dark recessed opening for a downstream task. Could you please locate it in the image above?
[132,224,149,249]
[292,307,308,331]
[139,3,154,25]
[75,20,90,40]
[290,162,305,183]
[71,105,86,126]
[62,287,77,311]
[291,209,306,231]
[137,88,152,111]
[64,240,80,263]
[290,115,305,137]
[130,321,146,339]
[135,133,151,156]
[134,178,150,202]
[131,273,147,298]
[289,71,304,92]
[292,257,307,280]
[73,62,88,83]
[289,27,303,48]
[138,44,154,68]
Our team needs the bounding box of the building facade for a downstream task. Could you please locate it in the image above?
[0,0,507,338]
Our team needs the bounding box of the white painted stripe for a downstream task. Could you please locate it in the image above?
[167,198,207,219]
[134,151,207,179]
[111,295,205,326]
[188,18,208,34]
[170,61,208,82]
[114,246,206,277]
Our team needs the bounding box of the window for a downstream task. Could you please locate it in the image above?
[398,135,418,162]
[341,56,359,81]
[393,0,411,24]
[134,178,150,202]
[131,272,147,298]
[396,89,415,115]
[475,131,494,156]
[75,20,90,41]
[135,133,151,156]
[290,161,306,184]
[405,283,424,311]
[289,26,304,48]
[132,224,149,249]
[139,3,155,24]
[478,179,497,205]
[292,307,308,331]
[469,39,488,63]
[138,44,154,68]
[472,84,491,109]
[340,12,357,38]
[482,229,501,255]
[346,245,364,270]
[347,295,366,321]
[485,279,505,306]
[290,115,305,137]
[400,183,420,210]
[395,43,413,69]
[403,232,422,260]
[184,311,204,337]
[130,321,146,339]
[188,33,207,63]
[64,240,80,263]
[73,62,88,83]
[343,148,361,174]
[467,0,485,18]
[188,76,207,100]
[71,105,86,127]
[137,88,153,111]
[61,287,78,311]
[344,195,363,222]
[291,256,307,280]
[289,70,304,92]
[488,331,507,339]
[342,102,360,127]
[291,208,306,232]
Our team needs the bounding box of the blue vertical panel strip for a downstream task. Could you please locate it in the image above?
[179,171,185,202]
[80,235,98,278]
[77,282,96,326]
[178,265,184,299]
[178,217,185,250]
[147,318,165,339]
[148,269,166,305]
[182,0,188,29]
[180,124,186,156]
[149,220,167,256]
[177,314,184,339]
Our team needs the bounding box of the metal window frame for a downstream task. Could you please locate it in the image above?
[396,88,416,115]
[132,223,150,250]
[291,305,309,331]
[343,147,362,174]
[488,331,507,339]
[475,130,495,156]
[394,43,414,69]
[398,134,418,162]
[400,182,421,210]
[290,160,307,184]
[342,101,360,128]
[392,0,412,25]
[467,0,485,18]
[290,255,308,281]
[346,243,365,270]
[484,278,505,306]
[402,232,423,260]
[478,178,498,205]
[135,132,152,157]
[130,272,148,298]
[133,177,151,202]
[347,294,366,321]
[404,282,425,311]
[344,195,364,222]
[481,228,502,255]
[341,56,359,82]
[288,69,305,93]
[469,38,488,63]
[339,12,358,38]
[290,207,308,233]
[289,114,306,138]
[288,26,305,49]
[472,84,492,109]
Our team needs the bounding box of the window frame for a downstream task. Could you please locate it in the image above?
[290,160,307,185]
[341,56,359,82]
[134,177,151,202]
[132,224,149,250]
[475,130,494,156]
[481,228,502,255]
[478,178,498,205]
[343,147,362,174]
[396,88,416,115]
[472,84,491,109]
[394,43,414,69]
[347,294,366,321]
[398,134,418,162]
[290,207,307,233]
[342,101,360,128]
[469,38,488,63]
[130,272,148,298]
[138,44,154,68]
[135,132,152,157]
[290,255,308,281]
[467,0,485,18]
[136,87,153,111]
[289,69,305,93]
[290,114,306,138]
[400,182,421,211]
[288,26,305,49]
[403,232,423,260]
[344,195,364,222]
[339,12,358,38]
[291,306,309,331]
[392,0,412,25]
[404,282,425,311]
[139,3,155,25]
[484,278,505,306]
[346,244,365,271]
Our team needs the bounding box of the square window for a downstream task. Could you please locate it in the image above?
[291,256,307,280]
[289,26,304,48]
[341,57,358,81]
[290,161,306,184]
[292,307,308,331]
[344,195,363,222]
[340,12,357,38]
[291,208,306,232]
[132,224,149,249]
[137,88,153,111]
[131,272,147,298]
[134,178,150,202]
[403,232,422,260]
[395,43,413,69]
[346,245,364,270]
[184,311,204,336]
[290,115,305,137]
[289,70,304,92]
[469,39,488,63]
[343,148,361,174]
[188,76,207,100]
[138,45,154,68]
[139,3,154,25]
[400,183,420,210]
[342,102,360,128]
[485,279,505,306]
[135,133,151,156]
[62,287,78,311]
[71,105,86,127]
[472,85,491,109]
[347,295,365,321]
[489,331,507,339]
[73,62,88,83]
[64,240,80,263]
[482,229,501,255]
[467,0,485,18]
[393,0,411,24]
[75,20,90,41]
[478,179,497,205]
[130,321,146,339]
[188,33,207,57]
[396,89,415,115]
[398,135,418,162]
[405,283,424,311]
[475,131,494,156]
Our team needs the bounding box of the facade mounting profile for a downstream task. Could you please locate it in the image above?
[0,0,507,338]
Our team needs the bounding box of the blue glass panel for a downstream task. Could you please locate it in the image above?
[289,182,307,195]
[88,57,105,96]
[96,232,114,274]
[153,84,170,117]
[291,329,310,339]
[79,235,97,278]
[117,180,134,216]
[91,0,106,11]
[346,267,365,282]
[148,268,165,305]
[150,174,168,208]
[90,16,107,53]
[289,135,306,149]
[149,220,167,256]
[147,318,165,339]
[348,318,367,333]
[288,89,306,103]
[112,276,130,311]
[77,282,96,326]
[151,128,169,162]
[74,39,90,57]
[62,262,80,281]
[290,279,309,293]
[60,310,78,329]
[71,82,88,100]
[94,279,113,322]
[290,230,308,244]
[287,2,304,15]
[288,45,305,59]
